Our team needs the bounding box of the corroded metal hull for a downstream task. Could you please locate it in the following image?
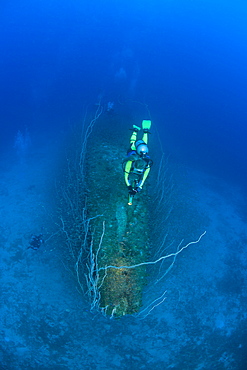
[86,118,150,316]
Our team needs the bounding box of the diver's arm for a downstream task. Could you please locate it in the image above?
[138,167,150,188]
[124,161,132,186]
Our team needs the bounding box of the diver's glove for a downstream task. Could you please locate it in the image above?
[135,186,142,193]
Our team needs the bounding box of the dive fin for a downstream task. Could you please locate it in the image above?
[133,125,141,131]
[142,120,151,130]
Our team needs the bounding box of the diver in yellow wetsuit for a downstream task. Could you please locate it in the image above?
[123,120,153,205]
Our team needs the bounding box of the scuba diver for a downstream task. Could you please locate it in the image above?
[123,120,153,205]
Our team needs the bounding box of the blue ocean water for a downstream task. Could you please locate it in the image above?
[1,0,247,369]
[1,0,247,188]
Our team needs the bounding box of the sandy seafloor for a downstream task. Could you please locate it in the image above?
[0,137,247,370]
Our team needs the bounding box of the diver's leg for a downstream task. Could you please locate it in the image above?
[142,132,148,145]
[141,120,151,144]
[130,125,141,150]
